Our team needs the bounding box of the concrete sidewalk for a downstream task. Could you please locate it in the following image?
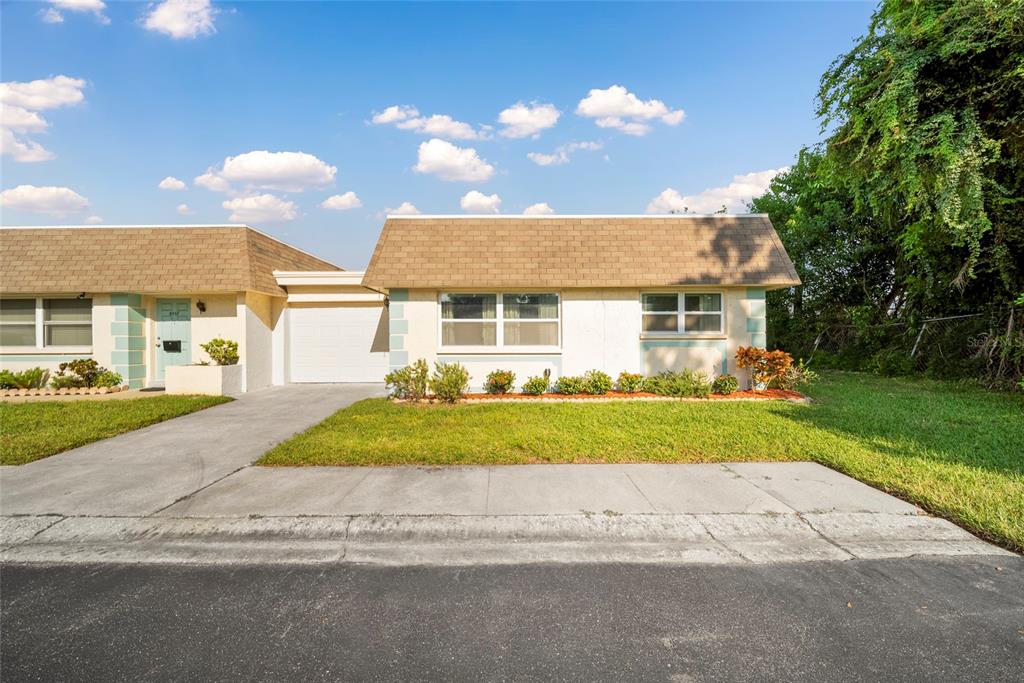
[1,463,1011,566]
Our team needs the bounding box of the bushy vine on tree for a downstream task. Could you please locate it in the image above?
[751,0,1023,380]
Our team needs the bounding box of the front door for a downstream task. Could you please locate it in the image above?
[156,298,191,381]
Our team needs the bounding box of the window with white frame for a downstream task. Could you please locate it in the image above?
[0,297,92,348]
[641,292,722,334]
[440,292,560,348]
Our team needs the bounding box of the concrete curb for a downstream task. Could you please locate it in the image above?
[0,513,1011,566]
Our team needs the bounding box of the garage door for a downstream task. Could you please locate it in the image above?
[289,305,388,383]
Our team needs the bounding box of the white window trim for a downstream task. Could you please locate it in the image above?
[0,296,93,354]
[438,291,561,353]
[640,290,726,339]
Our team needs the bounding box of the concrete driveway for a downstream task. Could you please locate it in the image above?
[0,384,384,517]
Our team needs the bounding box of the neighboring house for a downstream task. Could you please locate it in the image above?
[0,216,799,392]
[0,225,385,390]
[362,215,800,388]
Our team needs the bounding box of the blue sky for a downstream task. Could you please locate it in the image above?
[1,1,873,268]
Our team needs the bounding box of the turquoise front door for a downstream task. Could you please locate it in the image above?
[156,299,191,381]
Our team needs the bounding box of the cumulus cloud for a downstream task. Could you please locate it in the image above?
[385,201,420,216]
[144,0,217,40]
[84,215,103,224]
[414,138,494,182]
[195,150,337,194]
[0,184,90,215]
[158,176,186,191]
[526,140,602,167]
[460,190,501,214]
[222,194,297,223]
[372,105,487,140]
[645,168,787,215]
[497,101,560,139]
[44,0,110,24]
[321,191,362,211]
[0,75,86,163]
[176,203,193,215]
[576,85,685,136]
[522,202,555,215]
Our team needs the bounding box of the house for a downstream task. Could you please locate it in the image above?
[0,215,799,392]
[0,225,385,390]
[362,215,800,388]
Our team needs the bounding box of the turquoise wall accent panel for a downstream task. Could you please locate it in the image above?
[389,335,404,351]
[389,319,408,334]
[110,293,147,388]
[389,350,409,367]
[745,287,766,300]
[387,291,410,371]
[746,318,767,333]
[748,300,766,317]
[389,289,409,302]
[751,333,767,348]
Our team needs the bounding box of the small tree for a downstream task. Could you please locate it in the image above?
[200,338,239,366]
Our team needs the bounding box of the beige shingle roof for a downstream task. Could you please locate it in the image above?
[362,215,801,289]
[0,226,341,296]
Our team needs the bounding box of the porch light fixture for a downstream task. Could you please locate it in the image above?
[196,300,206,313]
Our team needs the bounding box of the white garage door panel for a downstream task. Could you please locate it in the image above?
[289,306,387,383]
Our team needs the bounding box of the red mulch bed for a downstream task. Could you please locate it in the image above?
[461,389,804,401]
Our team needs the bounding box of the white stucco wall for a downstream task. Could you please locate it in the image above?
[561,288,642,376]
[241,291,277,392]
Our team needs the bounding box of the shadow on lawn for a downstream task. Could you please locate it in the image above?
[777,372,1024,478]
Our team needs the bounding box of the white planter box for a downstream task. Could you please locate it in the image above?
[166,364,244,396]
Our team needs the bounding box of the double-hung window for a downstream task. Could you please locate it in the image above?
[641,292,722,335]
[0,297,92,348]
[440,293,560,348]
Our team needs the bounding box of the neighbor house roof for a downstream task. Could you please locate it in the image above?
[0,226,341,296]
[362,215,801,289]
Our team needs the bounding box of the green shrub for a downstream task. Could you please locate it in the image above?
[484,369,516,394]
[617,372,643,393]
[0,367,49,390]
[711,374,739,395]
[521,375,550,395]
[53,358,120,388]
[200,338,239,366]
[868,349,914,377]
[429,361,470,403]
[772,359,819,391]
[583,369,613,395]
[385,358,429,399]
[554,375,588,395]
[93,370,124,388]
[642,369,712,398]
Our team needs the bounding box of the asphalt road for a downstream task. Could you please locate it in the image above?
[3,557,1022,682]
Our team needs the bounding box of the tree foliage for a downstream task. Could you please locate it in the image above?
[752,0,1024,381]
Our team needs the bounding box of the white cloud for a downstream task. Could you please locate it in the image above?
[144,0,216,40]
[385,201,420,216]
[645,168,787,215]
[527,140,602,166]
[84,215,103,224]
[372,105,486,140]
[321,191,362,211]
[497,101,560,139]
[0,75,86,163]
[196,151,337,193]
[413,138,494,182]
[158,176,186,191]
[176,203,193,215]
[40,8,64,23]
[523,202,555,215]
[0,184,89,215]
[222,194,297,223]
[194,168,231,193]
[47,1,109,24]
[460,190,501,214]
[577,85,685,136]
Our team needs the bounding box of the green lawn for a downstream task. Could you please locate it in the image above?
[260,372,1024,552]
[0,395,232,465]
